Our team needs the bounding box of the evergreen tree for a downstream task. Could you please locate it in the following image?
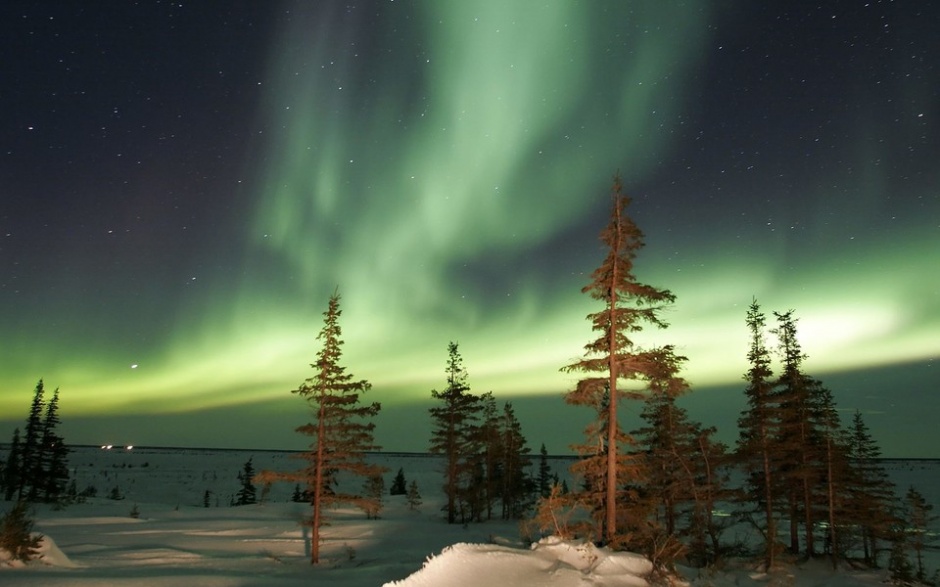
[562,175,683,547]
[40,388,69,503]
[19,380,46,501]
[888,533,915,586]
[362,474,385,519]
[406,479,422,511]
[814,385,848,569]
[2,429,22,502]
[473,392,503,521]
[635,369,730,567]
[257,291,385,564]
[0,501,43,562]
[537,443,553,499]
[735,299,779,570]
[499,401,533,519]
[428,342,482,524]
[234,458,257,506]
[843,410,897,567]
[772,310,825,556]
[634,375,693,538]
[904,486,935,584]
[390,468,407,496]
[687,426,731,567]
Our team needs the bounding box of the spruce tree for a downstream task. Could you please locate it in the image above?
[904,486,935,584]
[772,310,825,556]
[735,299,779,570]
[499,401,533,519]
[406,480,422,511]
[635,369,730,567]
[537,443,553,499]
[634,373,693,538]
[40,388,69,503]
[0,501,43,562]
[19,380,46,501]
[390,468,407,496]
[814,385,848,568]
[362,474,385,519]
[257,291,385,564]
[562,175,683,547]
[687,426,731,567]
[235,458,257,506]
[475,392,503,521]
[428,342,482,524]
[844,410,897,567]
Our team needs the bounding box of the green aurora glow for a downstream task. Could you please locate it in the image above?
[1,2,937,455]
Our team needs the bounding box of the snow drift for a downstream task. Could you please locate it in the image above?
[384,536,653,587]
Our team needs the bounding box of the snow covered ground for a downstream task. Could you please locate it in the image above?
[1,446,937,586]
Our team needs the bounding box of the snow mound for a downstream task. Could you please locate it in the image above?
[1,533,82,569]
[384,536,653,587]
[37,533,83,568]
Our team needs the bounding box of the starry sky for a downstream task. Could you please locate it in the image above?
[2,1,937,457]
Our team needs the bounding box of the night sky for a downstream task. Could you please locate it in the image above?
[2,2,937,456]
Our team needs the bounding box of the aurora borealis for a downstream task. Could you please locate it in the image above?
[2,2,937,456]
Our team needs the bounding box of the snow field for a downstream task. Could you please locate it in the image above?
[1,446,937,586]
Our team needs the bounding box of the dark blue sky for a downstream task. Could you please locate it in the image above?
[1,1,937,456]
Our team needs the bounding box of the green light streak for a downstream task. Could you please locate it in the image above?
[3,2,937,440]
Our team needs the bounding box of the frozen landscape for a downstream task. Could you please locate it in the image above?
[1,446,938,586]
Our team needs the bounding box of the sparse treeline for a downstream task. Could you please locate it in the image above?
[543,175,932,582]
[4,174,930,580]
[1,379,70,504]
[254,173,931,579]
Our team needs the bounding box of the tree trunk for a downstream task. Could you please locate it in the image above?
[605,209,621,545]
[311,399,326,564]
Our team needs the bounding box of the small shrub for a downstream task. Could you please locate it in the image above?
[0,502,43,563]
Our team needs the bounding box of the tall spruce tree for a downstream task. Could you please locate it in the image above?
[844,410,897,567]
[40,388,69,502]
[19,380,46,501]
[476,392,503,521]
[258,291,384,564]
[814,385,848,568]
[499,401,533,519]
[428,342,482,524]
[735,300,779,570]
[562,175,683,546]
[772,310,820,557]
[772,310,824,556]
